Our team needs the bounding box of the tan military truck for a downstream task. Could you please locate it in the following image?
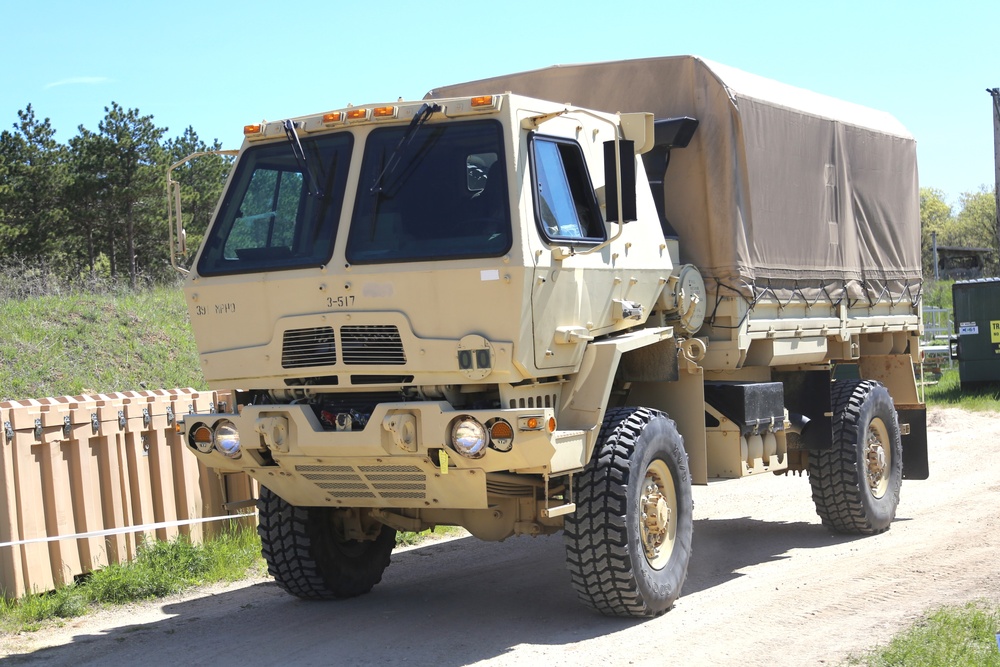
[173,56,927,618]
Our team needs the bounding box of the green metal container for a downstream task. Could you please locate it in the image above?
[951,278,1000,390]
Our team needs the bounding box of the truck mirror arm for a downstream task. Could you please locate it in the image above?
[166,149,239,274]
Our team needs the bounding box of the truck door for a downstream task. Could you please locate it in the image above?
[526,130,620,370]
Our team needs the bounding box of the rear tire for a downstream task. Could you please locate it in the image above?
[809,380,903,534]
[257,486,396,600]
[564,407,693,617]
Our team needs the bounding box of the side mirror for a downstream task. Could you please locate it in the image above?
[604,139,636,223]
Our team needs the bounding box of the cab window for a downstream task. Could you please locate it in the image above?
[529,136,605,243]
[198,132,353,276]
[346,120,510,264]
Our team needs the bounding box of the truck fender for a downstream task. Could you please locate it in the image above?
[557,326,674,442]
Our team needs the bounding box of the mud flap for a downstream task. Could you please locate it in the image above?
[897,406,928,480]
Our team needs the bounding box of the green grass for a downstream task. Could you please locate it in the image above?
[395,525,464,548]
[843,601,1000,666]
[924,368,1000,411]
[0,284,205,401]
[0,524,264,634]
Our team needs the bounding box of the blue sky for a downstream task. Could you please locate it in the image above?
[2,0,997,206]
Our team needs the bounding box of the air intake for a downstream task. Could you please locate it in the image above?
[281,326,337,368]
[295,464,426,501]
[341,325,406,365]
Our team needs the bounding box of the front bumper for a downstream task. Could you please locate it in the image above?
[182,401,589,508]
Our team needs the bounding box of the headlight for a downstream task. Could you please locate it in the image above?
[213,420,242,459]
[451,416,487,458]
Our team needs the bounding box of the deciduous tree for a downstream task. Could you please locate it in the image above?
[919,187,953,276]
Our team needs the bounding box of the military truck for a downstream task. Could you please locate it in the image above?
[172,56,927,618]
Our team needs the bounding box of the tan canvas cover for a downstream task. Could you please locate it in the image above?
[427,56,921,300]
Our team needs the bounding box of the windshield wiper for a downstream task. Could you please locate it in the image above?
[369,102,441,195]
[283,119,325,199]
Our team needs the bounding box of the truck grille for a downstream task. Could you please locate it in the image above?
[282,327,337,368]
[340,325,406,365]
[295,464,426,500]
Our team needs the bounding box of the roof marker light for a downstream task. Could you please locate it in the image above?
[347,108,369,121]
[373,106,397,119]
[322,112,343,124]
[471,96,495,108]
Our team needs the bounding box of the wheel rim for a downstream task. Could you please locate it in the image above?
[865,417,892,498]
[640,459,677,570]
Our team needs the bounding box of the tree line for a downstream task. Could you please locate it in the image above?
[0,103,232,288]
[0,102,996,290]
[920,187,999,278]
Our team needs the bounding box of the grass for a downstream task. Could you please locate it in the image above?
[924,368,1000,411]
[395,525,464,548]
[0,524,264,634]
[843,601,1000,666]
[0,285,205,401]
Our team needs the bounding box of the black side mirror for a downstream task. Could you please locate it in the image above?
[604,139,636,223]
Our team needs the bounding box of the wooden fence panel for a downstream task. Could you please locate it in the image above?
[0,389,257,598]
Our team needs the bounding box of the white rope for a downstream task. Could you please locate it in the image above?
[0,512,257,549]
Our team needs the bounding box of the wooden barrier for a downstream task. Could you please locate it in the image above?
[0,389,257,598]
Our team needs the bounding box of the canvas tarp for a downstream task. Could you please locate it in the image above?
[427,56,922,302]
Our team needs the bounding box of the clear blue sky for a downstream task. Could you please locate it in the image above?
[3,0,997,206]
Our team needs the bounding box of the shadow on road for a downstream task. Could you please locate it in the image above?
[7,516,863,666]
[684,516,863,596]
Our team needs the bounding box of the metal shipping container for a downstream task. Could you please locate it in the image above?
[951,278,1000,390]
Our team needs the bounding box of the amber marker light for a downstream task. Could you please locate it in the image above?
[189,423,214,453]
[491,420,514,439]
[372,106,396,119]
[471,95,495,107]
[346,109,369,120]
[547,417,557,433]
[322,112,343,124]
[489,419,514,452]
[243,123,263,136]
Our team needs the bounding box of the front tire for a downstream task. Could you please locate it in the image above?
[564,407,693,617]
[809,380,903,534]
[257,486,397,600]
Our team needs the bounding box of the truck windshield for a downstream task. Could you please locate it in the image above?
[346,120,510,264]
[197,132,353,276]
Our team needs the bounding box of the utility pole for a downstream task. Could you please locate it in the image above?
[989,88,1000,258]
[932,230,940,281]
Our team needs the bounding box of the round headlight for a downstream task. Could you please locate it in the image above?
[189,423,215,454]
[451,417,487,458]
[213,420,242,459]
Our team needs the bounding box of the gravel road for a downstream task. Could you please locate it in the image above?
[3,407,998,666]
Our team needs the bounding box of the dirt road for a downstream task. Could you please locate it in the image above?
[3,407,998,666]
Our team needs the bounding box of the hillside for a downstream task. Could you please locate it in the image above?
[0,285,205,402]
